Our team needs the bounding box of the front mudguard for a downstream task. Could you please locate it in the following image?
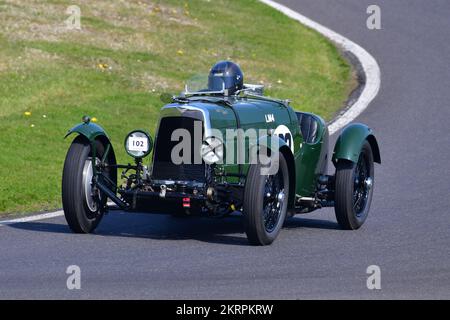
[65,122,110,142]
[65,121,117,182]
[332,123,381,166]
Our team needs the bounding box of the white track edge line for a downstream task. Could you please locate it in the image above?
[259,0,381,135]
[0,210,64,226]
[0,201,119,226]
[1,2,380,226]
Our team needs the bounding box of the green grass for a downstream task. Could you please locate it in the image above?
[0,0,355,216]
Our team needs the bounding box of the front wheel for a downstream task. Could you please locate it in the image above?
[243,152,289,246]
[334,140,375,229]
[62,136,112,233]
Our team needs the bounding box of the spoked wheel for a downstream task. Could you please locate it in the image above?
[353,151,373,217]
[263,174,286,233]
[62,136,115,233]
[334,140,374,229]
[243,152,289,245]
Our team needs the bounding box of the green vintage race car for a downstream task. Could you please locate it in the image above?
[62,61,380,245]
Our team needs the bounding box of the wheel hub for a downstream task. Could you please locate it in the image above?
[82,158,99,212]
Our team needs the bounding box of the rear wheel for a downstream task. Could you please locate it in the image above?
[334,140,374,229]
[62,136,113,233]
[243,152,289,245]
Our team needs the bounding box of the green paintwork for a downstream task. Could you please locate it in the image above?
[65,122,110,142]
[294,112,328,196]
[222,98,298,183]
[332,123,381,165]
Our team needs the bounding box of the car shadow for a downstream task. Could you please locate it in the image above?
[99,212,250,245]
[8,212,249,246]
[7,212,340,246]
[284,216,341,230]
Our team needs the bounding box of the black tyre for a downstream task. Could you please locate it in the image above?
[243,152,289,246]
[334,140,374,230]
[62,136,113,233]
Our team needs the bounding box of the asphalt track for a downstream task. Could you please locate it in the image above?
[1,0,449,299]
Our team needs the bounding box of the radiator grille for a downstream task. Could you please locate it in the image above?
[152,116,205,182]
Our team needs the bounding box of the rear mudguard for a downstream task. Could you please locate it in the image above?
[332,123,381,166]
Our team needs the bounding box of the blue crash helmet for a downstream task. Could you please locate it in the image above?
[208,61,244,95]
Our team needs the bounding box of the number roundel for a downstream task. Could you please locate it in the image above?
[124,130,153,158]
[273,125,294,153]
